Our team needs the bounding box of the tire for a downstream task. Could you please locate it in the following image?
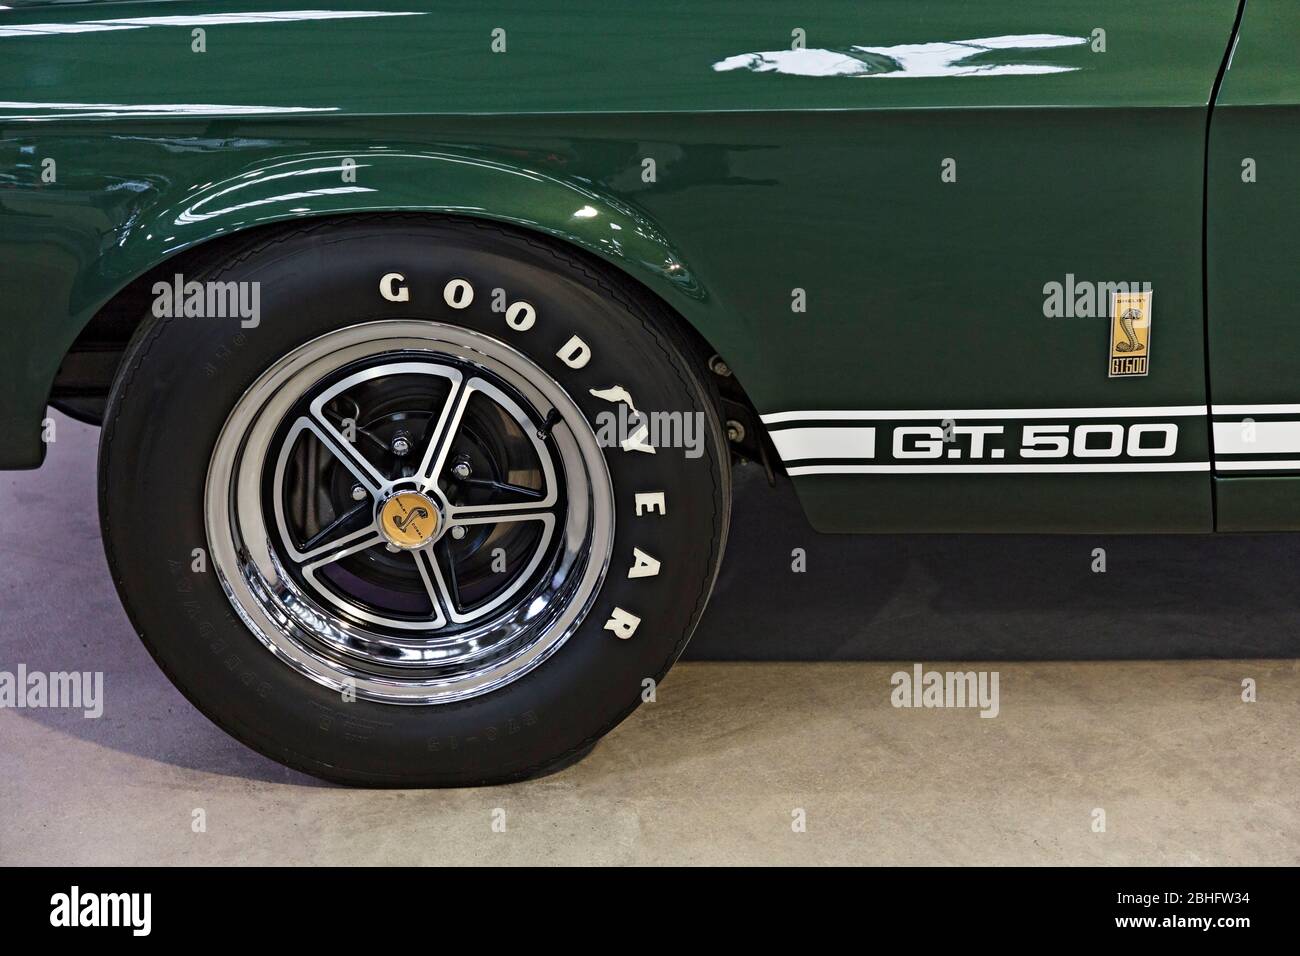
[99,216,730,787]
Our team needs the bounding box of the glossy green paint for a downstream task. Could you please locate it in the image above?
[1206,0,1300,530]
[0,0,1252,534]
[2,0,1239,114]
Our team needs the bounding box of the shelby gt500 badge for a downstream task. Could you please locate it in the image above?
[1109,290,1153,378]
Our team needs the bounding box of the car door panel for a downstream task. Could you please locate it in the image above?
[741,2,1240,532]
[1205,0,1300,529]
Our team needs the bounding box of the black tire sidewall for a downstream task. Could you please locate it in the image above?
[100,218,727,786]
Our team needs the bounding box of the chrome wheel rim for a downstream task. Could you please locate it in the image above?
[205,320,615,704]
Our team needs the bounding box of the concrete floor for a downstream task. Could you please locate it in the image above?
[2,414,1298,865]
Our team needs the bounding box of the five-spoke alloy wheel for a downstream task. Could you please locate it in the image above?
[208,321,615,704]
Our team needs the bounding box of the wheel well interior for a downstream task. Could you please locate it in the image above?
[48,224,283,425]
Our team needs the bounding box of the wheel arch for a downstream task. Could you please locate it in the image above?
[52,150,747,431]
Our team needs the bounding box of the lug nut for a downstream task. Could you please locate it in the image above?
[451,526,467,540]
[451,461,472,479]
[726,420,746,443]
[390,433,411,456]
[350,484,366,501]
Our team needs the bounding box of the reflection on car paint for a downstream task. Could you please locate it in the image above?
[0,10,425,40]
[713,34,1087,79]
[0,101,339,120]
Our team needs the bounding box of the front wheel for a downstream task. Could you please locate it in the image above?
[99,217,729,786]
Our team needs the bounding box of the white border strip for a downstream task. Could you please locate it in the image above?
[787,462,1211,476]
[770,427,876,462]
[762,405,1207,424]
[1215,460,1300,471]
[1212,421,1300,456]
[1211,404,1300,416]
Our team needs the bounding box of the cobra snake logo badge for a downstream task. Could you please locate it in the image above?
[391,505,430,532]
[379,492,439,548]
[1114,307,1145,353]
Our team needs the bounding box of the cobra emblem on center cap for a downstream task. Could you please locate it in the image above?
[379,491,440,549]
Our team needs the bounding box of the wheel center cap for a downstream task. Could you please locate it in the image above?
[378,490,441,549]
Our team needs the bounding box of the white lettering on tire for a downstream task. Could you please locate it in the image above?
[422,274,681,644]
[621,424,655,454]
[604,607,641,640]
[634,492,666,516]
[557,334,592,369]
[443,278,474,309]
[589,384,655,454]
[380,272,409,302]
[505,300,536,331]
[627,548,661,579]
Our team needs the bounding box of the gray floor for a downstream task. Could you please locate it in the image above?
[2,414,1298,865]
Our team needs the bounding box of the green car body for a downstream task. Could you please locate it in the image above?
[2,0,1294,534]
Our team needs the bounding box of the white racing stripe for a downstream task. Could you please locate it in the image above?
[1215,460,1300,471]
[763,405,1209,474]
[770,427,876,462]
[787,462,1211,476]
[757,405,1300,475]
[762,405,1207,424]
[1207,407,1300,470]
[1211,404,1300,415]
[1212,421,1300,456]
